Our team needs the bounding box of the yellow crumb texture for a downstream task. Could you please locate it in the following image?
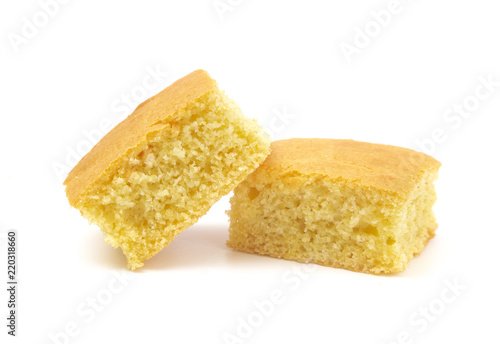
[227,139,441,274]
[64,70,271,269]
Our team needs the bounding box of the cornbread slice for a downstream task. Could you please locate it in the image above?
[227,139,441,274]
[64,70,270,270]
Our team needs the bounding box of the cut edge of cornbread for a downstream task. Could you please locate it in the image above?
[64,70,271,270]
[226,139,440,274]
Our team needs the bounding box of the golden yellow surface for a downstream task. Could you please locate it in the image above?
[227,139,440,274]
[246,138,441,196]
[64,70,218,206]
[64,70,271,269]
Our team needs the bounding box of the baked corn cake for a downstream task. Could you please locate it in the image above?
[227,138,440,274]
[64,70,271,270]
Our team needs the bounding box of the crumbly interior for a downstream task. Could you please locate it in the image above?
[227,171,438,274]
[77,91,270,269]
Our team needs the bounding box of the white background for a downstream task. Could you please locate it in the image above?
[1,0,499,343]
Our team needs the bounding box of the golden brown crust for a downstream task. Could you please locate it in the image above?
[64,70,218,206]
[246,139,441,195]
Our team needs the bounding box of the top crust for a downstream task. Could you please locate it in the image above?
[246,139,441,196]
[64,69,218,206]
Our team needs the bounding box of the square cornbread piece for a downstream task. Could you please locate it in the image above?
[227,139,441,274]
[64,70,270,270]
